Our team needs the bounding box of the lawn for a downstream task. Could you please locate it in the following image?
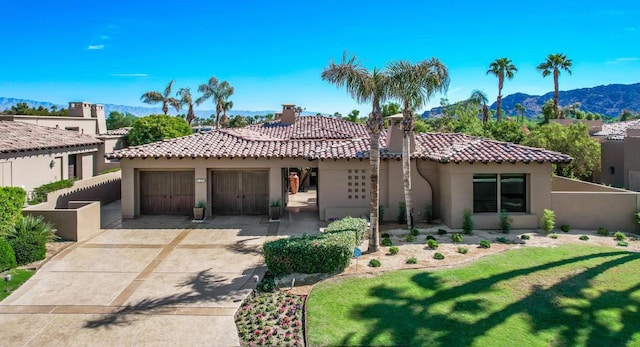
[306,244,640,347]
[0,268,34,301]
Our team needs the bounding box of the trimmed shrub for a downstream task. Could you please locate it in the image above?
[457,247,468,254]
[405,234,415,242]
[614,231,626,241]
[398,202,407,224]
[410,228,420,236]
[496,237,508,244]
[462,209,474,235]
[6,215,57,265]
[499,210,512,234]
[521,234,531,240]
[437,229,448,235]
[451,233,463,243]
[0,187,26,235]
[549,233,558,239]
[541,209,555,234]
[381,238,393,247]
[369,259,381,267]
[0,238,17,271]
[379,205,385,223]
[389,246,399,255]
[579,235,590,241]
[381,232,391,239]
[427,239,439,249]
[433,252,445,260]
[28,179,74,205]
[617,241,629,247]
[406,256,417,264]
[426,235,436,241]
[263,217,367,275]
[597,227,609,236]
[479,240,491,248]
[560,224,571,233]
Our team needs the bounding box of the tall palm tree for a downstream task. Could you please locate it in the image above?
[196,77,233,128]
[515,103,526,123]
[537,53,573,119]
[387,58,449,231]
[486,58,517,122]
[322,52,390,252]
[221,100,233,128]
[176,88,196,125]
[141,80,181,115]
[469,90,489,123]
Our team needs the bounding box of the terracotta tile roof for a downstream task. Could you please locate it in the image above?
[0,121,102,154]
[594,119,640,140]
[108,116,572,163]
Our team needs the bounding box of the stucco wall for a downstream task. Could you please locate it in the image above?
[96,136,126,173]
[599,140,624,188]
[624,135,640,190]
[0,115,100,135]
[552,176,627,192]
[552,191,639,233]
[23,201,101,242]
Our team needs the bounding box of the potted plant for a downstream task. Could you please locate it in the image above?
[193,200,206,220]
[269,199,281,221]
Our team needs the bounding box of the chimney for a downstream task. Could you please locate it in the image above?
[68,102,92,118]
[281,104,296,125]
[91,104,107,134]
[386,114,414,153]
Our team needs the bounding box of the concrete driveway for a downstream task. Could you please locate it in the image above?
[0,214,275,346]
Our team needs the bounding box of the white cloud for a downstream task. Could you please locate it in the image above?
[616,57,638,62]
[111,73,149,77]
[626,27,637,31]
[100,35,109,40]
[87,44,105,50]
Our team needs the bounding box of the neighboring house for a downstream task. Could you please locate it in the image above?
[593,119,640,190]
[0,121,102,192]
[0,101,128,174]
[109,104,579,230]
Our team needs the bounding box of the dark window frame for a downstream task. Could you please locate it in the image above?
[473,173,527,213]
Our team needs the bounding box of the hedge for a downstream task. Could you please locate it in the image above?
[28,179,74,205]
[6,215,56,266]
[263,217,368,276]
[0,238,17,271]
[0,187,26,234]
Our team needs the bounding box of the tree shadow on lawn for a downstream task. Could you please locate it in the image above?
[343,251,640,346]
[83,268,255,329]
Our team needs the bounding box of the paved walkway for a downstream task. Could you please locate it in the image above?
[0,204,324,347]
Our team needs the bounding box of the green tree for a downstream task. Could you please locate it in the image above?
[221,100,234,127]
[537,53,573,119]
[382,102,401,117]
[106,111,137,130]
[468,90,489,123]
[523,122,600,180]
[541,99,555,122]
[515,103,526,123]
[196,77,234,129]
[228,115,248,128]
[484,120,526,144]
[487,58,518,122]
[176,87,196,125]
[140,80,181,115]
[346,109,360,122]
[127,114,192,146]
[322,52,391,252]
[387,58,449,231]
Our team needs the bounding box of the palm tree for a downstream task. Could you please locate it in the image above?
[196,77,234,128]
[322,52,390,252]
[176,88,196,125]
[346,109,360,122]
[141,80,181,115]
[221,100,233,127]
[486,58,517,122]
[216,81,234,128]
[469,90,489,123]
[515,103,526,123]
[387,58,449,231]
[537,53,572,119]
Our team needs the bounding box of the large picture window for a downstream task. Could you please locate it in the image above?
[473,174,527,213]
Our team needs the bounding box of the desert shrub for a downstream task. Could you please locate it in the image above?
[579,235,589,241]
[381,232,391,239]
[369,259,381,267]
[614,231,626,241]
[462,209,474,235]
[406,256,418,264]
[256,272,276,292]
[479,240,491,248]
[549,233,558,239]
[499,210,512,234]
[436,229,446,235]
[457,247,469,254]
[398,202,407,224]
[426,235,436,241]
[424,204,434,223]
[0,187,26,235]
[433,252,445,260]
[521,234,531,240]
[617,240,629,247]
[496,237,508,244]
[263,217,367,275]
[427,239,439,249]
[389,246,399,255]
[410,228,420,236]
[541,209,555,234]
[451,233,463,243]
[405,234,415,242]
[597,227,609,236]
[379,205,385,223]
[6,215,57,265]
[0,238,17,271]
[28,179,74,205]
[560,224,571,233]
[381,238,393,247]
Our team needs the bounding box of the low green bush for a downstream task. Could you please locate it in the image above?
[597,227,609,236]
[406,256,417,264]
[521,234,531,240]
[381,233,390,239]
[479,240,491,248]
[579,235,590,241]
[6,215,57,265]
[427,239,439,249]
[496,237,508,244]
[398,202,407,224]
[462,209,474,235]
[369,259,381,267]
[389,246,399,255]
[405,234,415,242]
[433,252,445,260]
[614,231,626,241]
[426,235,436,241]
[560,224,571,233]
[0,187,26,235]
[499,210,512,234]
[437,229,447,235]
[28,179,74,205]
[617,241,629,247]
[263,217,367,275]
[549,233,558,239]
[541,209,555,234]
[457,247,468,254]
[451,233,463,243]
[0,238,17,271]
[410,228,420,236]
[381,238,393,247]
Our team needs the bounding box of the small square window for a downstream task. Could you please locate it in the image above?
[348,182,352,186]
[361,169,366,173]
[355,195,359,199]
[355,189,359,192]
[348,195,352,199]
[348,189,352,192]
[362,175,366,179]
[362,195,366,199]
[348,176,352,179]
[354,182,358,186]
[362,188,366,192]
[348,169,352,173]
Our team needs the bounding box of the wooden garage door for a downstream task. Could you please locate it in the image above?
[140,171,195,215]
[212,170,268,215]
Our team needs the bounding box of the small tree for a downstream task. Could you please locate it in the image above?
[462,209,474,235]
[541,209,555,234]
[499,210,513,234]
[127,114,192,146]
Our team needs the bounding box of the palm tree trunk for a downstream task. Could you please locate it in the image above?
[401,108,413,231]
[497,76,504,122]
[553,69,560,119]
[162,101,169,115]
[369,131,381,252]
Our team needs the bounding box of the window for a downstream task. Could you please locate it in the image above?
[347,169,368,200]
[473,174,527,213]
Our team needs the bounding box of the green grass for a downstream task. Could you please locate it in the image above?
[0,269,34,301]
[307,245,640,347]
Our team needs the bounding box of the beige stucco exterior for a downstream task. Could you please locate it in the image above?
[23,201,101,242]
[600,140,625,187]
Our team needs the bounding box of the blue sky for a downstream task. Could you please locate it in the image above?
[1,0,638,114]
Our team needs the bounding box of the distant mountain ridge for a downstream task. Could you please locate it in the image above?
[423,82,640,118]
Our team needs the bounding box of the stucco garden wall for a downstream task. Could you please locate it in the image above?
[23,201,101,242]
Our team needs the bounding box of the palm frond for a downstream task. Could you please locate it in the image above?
[140,91,164,104]
[163,80,175,98]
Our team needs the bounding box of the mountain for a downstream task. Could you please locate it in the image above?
[423,82,640,119]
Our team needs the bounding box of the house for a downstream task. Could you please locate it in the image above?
[593,119,640,190]
[108,104,585,230]
[0,121,102,192]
